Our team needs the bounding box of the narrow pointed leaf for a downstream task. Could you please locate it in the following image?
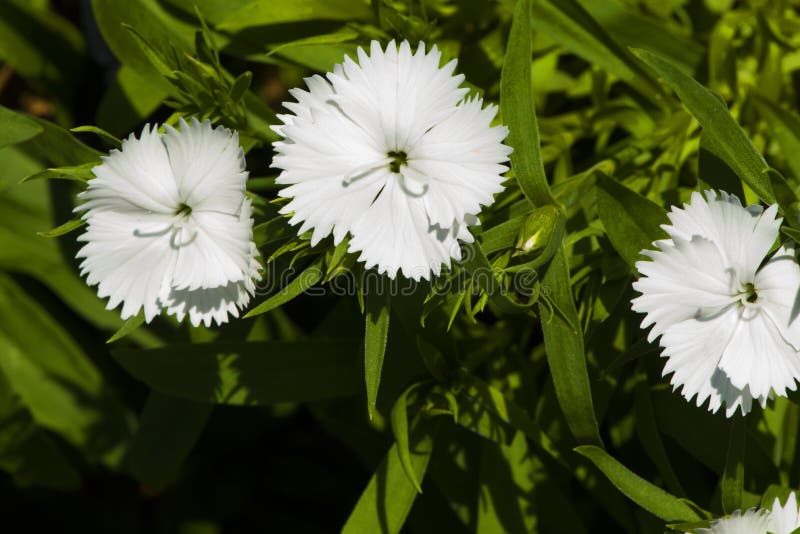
[634,48,773,202]
[575,445,707,522]
[539,245,602,446]
[501,0,553,207]
[244,259,323,317]
[37,218,85,238]
[365,290,390,419]
[595,173,669,267]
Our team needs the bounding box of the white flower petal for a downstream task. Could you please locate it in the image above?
[76,210,178,322]
[632,235,738,342]
[164,243,262,327]
[717,308,800,399]
[348,175,463,280]
[755,245,800,350]
[769,492,800,534]
[664,190,780,282]
[78,124,180,215]
[170,198,256,290]
[272,39,508,279]
[659,306,756,416]
[162,117,248,214]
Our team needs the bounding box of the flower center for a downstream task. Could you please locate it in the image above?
[175,202,192,218]
[387,150,408,173]
[737,282,758,306]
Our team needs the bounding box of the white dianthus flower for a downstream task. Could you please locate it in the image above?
[272,39,511,280]
[76,118,261,327]
[631,190,800,416]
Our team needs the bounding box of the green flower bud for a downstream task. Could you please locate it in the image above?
[515,205,561,255]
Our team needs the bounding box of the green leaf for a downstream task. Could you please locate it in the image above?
[577,0,704,73]
[106,313,146,344]
[453,372,565,465]
[365,289,390,420]
[128,391,213,491]
[20,162,96,183]
[721,418,745,514]
[267,27,360,58]
[229,71,252,102]
[634,382,685,498]
[390,383,424,493]
[501,0,553,207]
[97,66,169,136]
[113,340,361,405]
[218,0,371,31]
[91,0,194,92]
[595,173,669,267]
[36,218,85,238]
[634,48,773,202]
[244,259,323,317]
[698,131,746,200]
[0,1,85,115]
[531,0,664,101]
[0,105,42,150]
[753,96,800,181]
[538,245,602,446]
[0,370,81,490]
[575,445,707,522]
[0,274,134,466]
[70,125,122,148]
[477,432,539,534]
[342,419,438,534]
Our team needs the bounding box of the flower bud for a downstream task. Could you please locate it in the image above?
[515,205,561,255]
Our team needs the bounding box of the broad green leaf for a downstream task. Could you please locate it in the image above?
[595,173,669,267]
[575,445,707,522]
[218,0,371,31]
[0,274,134,466]
[128,392,213,491]
[36,218,85,238]
[244,259,323,317]
[365,290,390,420]
[0,370,81,489]
[114,340,361,405]
[634,49,773,202]
[531,0,664,101]
[0,105,42,150]
[342,419,438,534]
[501,0,553,207]
[20,116,101,167]
[91,0,194,92]
[538,245,602,446]
[721,418,745,514]
[162,0,252,25]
